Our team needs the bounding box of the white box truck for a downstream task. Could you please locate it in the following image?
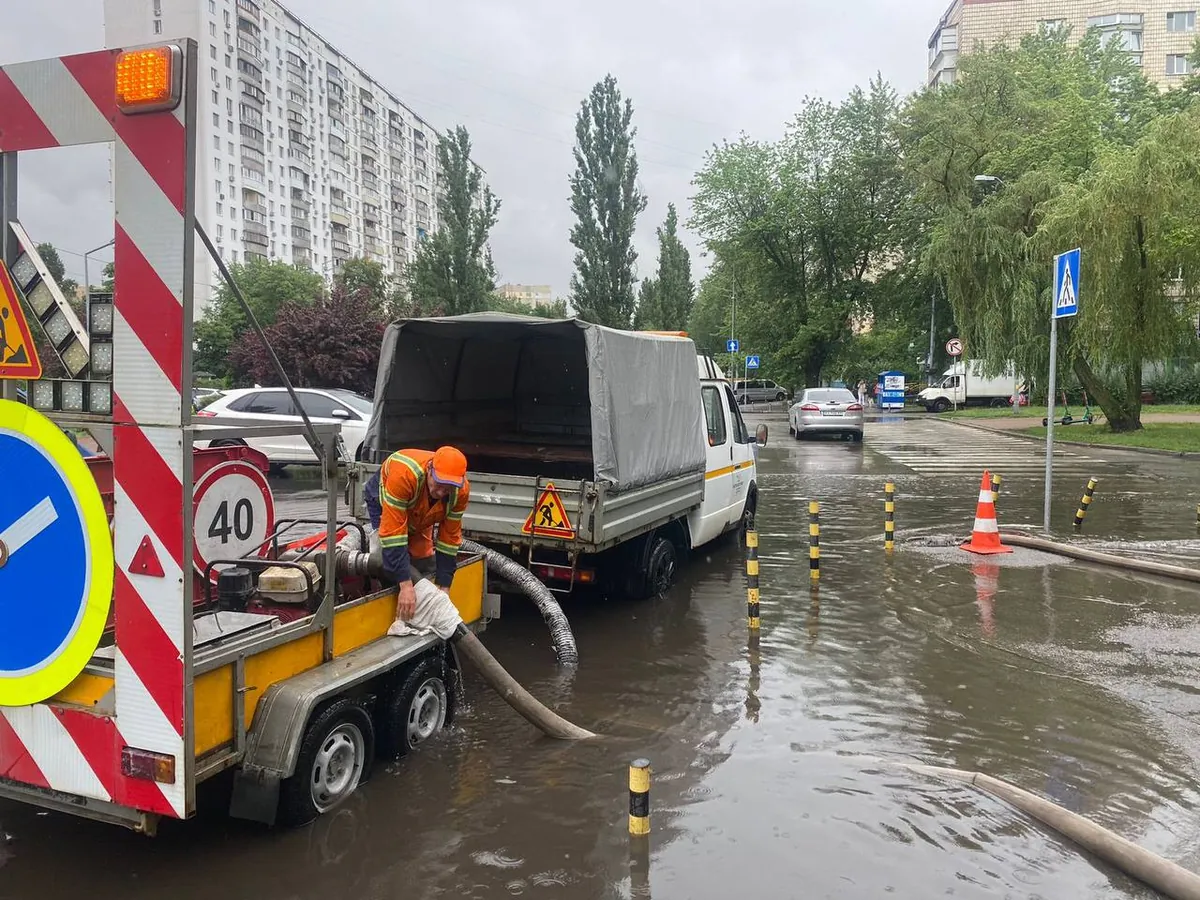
[917,360,1019,412]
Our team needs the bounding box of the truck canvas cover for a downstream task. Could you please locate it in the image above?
[364,314,706,492]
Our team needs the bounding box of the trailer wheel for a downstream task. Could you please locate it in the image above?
[377,655,454,760]
[279,698,375,826]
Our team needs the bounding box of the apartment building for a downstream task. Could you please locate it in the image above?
[929,1,1198,88]
[105,0,457,311]
[496,284,554,308]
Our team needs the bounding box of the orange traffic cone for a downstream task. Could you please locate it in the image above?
[961,470,1013,555]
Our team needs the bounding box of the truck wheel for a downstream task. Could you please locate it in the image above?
[932,398,951,413]
[990,398,1009,409]
[278,698,375,827]
[377,655,454,760]
[625,533,678,600]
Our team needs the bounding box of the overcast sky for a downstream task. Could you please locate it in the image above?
[2,0,950,296]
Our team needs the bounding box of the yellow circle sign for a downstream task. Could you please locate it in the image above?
[0,400,115,706]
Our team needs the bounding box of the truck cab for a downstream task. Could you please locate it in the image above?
[693,355,759,546]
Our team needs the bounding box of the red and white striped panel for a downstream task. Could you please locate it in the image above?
[0,45,195,819]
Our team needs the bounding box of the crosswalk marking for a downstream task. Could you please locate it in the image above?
[868,422,1139,479]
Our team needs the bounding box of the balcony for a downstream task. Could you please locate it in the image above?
[361,133,378,155]
[241,80,265,106]
[288,146,313,171]
[332,237,351,255]
[330,210,350,228]
[292,227,312,249]
[244,225,269,248]
[237,57,263,85]
[291,198,311,216]
[293,248,312,268]
[241,187,266,210]
[237,36,261,64]
[236,0,261,22]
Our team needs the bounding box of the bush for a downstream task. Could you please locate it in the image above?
[1145,366,1200,405]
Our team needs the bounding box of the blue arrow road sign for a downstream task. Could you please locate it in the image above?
[1054,248,1080,319]
[746,355,760,369]
[726,338,739,353]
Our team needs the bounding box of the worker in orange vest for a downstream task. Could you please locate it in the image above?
[363,446,471,625]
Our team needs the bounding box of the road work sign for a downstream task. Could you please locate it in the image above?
[1054,248,1081,319]
[523,483,576,539]
[0,261,42,380]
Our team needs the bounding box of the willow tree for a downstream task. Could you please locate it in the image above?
[905,30,1172,430]
[1035,111,1200,428]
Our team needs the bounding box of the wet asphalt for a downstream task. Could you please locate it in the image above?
[2,414,1200,898]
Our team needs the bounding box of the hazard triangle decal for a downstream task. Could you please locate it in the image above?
[0,260,41,380]
[522,483,576,539]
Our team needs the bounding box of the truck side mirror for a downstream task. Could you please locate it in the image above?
[755,424,768,446]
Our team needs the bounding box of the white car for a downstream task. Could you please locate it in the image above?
[196,387,374,465]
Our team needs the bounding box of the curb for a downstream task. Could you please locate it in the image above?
[936,417,1200,460]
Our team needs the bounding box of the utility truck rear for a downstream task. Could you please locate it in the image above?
[352,315,766,597]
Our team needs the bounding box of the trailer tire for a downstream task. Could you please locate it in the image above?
[278,698,375,827]
[376,654,454,760]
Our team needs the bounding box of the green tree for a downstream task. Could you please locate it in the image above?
[635,204,695,331]
[194,257,325,382]
[407,126,501,315]
[485,294,570,319]
[905,31,1173,430]
[632,277,658,330]
[569,74,647,328]
[335,257,394,314]
[691,77,908,387]
[34,242,79,299]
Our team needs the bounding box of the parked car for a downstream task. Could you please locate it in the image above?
[789,387,865,442]
[734,378,790,404]
[196,386,374,465]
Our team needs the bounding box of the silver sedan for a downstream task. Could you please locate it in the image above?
[789,388,865,442]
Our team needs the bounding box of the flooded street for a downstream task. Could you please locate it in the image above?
[3,415,1200,898]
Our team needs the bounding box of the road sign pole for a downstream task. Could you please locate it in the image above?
[1,154,17,403]
[1043,314,1058,533]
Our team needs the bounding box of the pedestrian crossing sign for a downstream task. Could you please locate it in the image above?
[0,260,41,380]
[1053,248,1080,320]
[522,482,576,539]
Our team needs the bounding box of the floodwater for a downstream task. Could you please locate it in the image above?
[3,415,1200,898]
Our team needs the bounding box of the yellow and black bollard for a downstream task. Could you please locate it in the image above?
[884,481,896,552]
[809,500,821,582]
[991,473,1002,505]
[746,529,761,630]
[1074,477,1099,530]
[629,758,651,836]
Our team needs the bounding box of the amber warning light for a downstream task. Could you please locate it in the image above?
[115,45,183,113]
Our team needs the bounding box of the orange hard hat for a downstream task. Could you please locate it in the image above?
[430,446,467,487]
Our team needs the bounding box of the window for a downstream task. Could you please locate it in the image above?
[724,385,750,443]
[213,135,220,149]
[209,22,217,36]
[237,392,295,415]
[210,44,217,59]
[225,54,232,69]
[209,0,216,12]
[702,386,728,447]
[216,201,223,215]
[1168,53,1193,74]
[1168,11,1196,32]
[1039,18,1068,35]
[211,89,219,104]
[213,112,220,126]
[211,66,218,81]
[153,20,163,35]
[296,392,354,419]
[216,224,223,239]
[227,97,234,115]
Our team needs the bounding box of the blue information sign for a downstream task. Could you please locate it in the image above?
[1053,248,1080,319]
[746,355,760,369]
[0,401,114,706]
[726,339,739,353]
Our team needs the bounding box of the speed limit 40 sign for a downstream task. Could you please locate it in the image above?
[192,460,275,580]
[946,338,964,357]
